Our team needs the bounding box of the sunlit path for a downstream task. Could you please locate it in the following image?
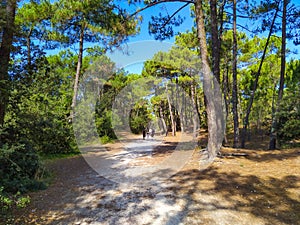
[81,132,195,187]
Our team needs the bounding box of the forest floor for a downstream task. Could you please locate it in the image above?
[12,132,300,225]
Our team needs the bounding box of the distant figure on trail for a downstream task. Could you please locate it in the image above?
[147,128,151,139]
[142,128,146,140]
[166,126,170,136]
[150,128,155,138]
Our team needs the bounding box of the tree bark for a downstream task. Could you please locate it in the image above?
[195,0,224,160]
[240,4,279,148]
[159,104,167,135]
[191,81,199,139]
[71,25,84,120]
[222,63,230,145]
[0,0,17,125]
[269,0,287,150]
[232,0,239,148]
[210,0,220,83]
[166,83,176,136]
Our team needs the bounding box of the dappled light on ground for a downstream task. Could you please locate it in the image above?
[13,134,300,225]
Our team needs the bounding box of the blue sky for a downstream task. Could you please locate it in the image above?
[108,1,194,74]
[42,0,300,73]
[108,1,300,74]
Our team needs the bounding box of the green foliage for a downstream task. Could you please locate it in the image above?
[100,135,113,144]
[49,0,139,49]
[0,141,45,194]
[277,91,300,145]
[129,102,151,134]
[7,51,78,155]
[276,60,300,145]
[0,186,30,224]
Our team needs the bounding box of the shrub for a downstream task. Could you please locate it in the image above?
[277,90,300,146]
[0,142,45,194]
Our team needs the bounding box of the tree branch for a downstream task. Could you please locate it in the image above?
[160,2,190,29]
[236,23,256,34]
[225,11,252,19]
[129,0,194,19]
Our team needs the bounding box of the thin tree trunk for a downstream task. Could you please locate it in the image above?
[0,0,17,125]
[240,4,279,148]
[171,84,177,132]
[179,89,185,133]
[222,63,230,145]
[195,0,224,160]
[26,27,33,75]
[159,104,167,135]
[269,0,287,150]
[191,81,199,139]
[71,26,84,120]
[193,83,201,124]
[232,0,239,148]
[166,83,175,136]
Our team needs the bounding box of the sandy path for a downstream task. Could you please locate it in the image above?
[13,134,300,225]
[81,132,195,187]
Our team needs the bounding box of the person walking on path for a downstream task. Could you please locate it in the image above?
[142,128,146,140]
[150,128,155,138]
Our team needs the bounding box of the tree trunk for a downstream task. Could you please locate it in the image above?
[166,83,176,136]
[240,4,279,148]
[0,0,17,125]
[269,0,287,150]
[179,90,185,133]
[232,0,239,148]
[159,104,167,135]
[26,27,33,75]
[210,0,220,83]
[195,0,224,160]
[71,26,84,120]
[222,63,230,145]
[191,81,199,139]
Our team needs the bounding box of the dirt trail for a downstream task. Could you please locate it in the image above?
[14,133,300,225]
[81,132,195,186]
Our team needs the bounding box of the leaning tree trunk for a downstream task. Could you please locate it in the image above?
[195,0,224,160]
[0,0,17,125]
[71,25,84,120]
[269,0,287,150]
[240,4,279,148]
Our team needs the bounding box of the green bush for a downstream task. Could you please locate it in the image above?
[100,135,113,144]
[0,186,30,224]
[0,136,44,224]
[0,142,45,194]
[277,90,300,146]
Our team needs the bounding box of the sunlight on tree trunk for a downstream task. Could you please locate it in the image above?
[195,0,223,160]
[71,26,84,120]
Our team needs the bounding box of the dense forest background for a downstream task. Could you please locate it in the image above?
[1,0,300,220]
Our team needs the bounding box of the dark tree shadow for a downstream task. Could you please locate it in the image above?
[12,143,300,225]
